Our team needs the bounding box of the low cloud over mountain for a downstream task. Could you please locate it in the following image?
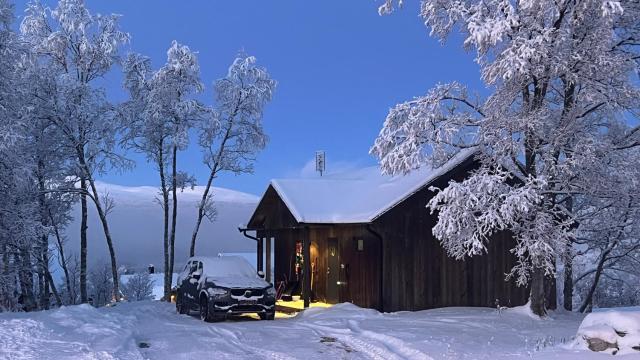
[63,182,260,272]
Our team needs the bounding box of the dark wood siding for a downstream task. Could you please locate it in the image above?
[248,185,298,230]
[373,160,529,312]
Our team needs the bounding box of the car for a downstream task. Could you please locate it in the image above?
[175,255,276,322]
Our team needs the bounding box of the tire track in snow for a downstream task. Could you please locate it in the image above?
[298,321,432,360]
[346,320,432,360]
[207,325,298,360]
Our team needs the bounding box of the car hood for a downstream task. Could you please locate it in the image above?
[205,275,270,289]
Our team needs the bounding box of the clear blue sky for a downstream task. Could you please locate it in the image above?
[14,0,484,196]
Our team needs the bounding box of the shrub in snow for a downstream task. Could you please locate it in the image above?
[572,311,640,355]
[121,272,155,302]
[88,264,114,307]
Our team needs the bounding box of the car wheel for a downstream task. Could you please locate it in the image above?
[199,297,211,322]
[176,297,188,315]
[259,311,275,320]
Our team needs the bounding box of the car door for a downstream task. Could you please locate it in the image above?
[183,261,200,308]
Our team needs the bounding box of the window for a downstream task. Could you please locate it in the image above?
[357,239,364,251]
[189,261,198,275]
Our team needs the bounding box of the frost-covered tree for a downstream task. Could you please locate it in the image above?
[122,53,174,300]
[21,0,130,303]
[573,191,640,312]
[190,53,276,256]
[372,1,640,316]
[123,42,205,300]
[121,272,154,301]
[158,41,204,288]
[0,0,45,312]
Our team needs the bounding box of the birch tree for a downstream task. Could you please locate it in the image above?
[0,0,44,311]
[123,42,205,299]
[372,0,640,316]
[190,53,276,256]
[21,0,130,303]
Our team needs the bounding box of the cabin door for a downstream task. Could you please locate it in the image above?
[326,237,340,303]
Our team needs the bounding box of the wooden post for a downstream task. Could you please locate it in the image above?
[266,236,272,283]
[257,237,264,273]
[302,227,311,308]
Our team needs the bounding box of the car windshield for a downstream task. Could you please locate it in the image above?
[200,257,257,278]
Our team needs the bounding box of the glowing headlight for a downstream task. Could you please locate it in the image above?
[208,287,228,297]
[266,287,276,296]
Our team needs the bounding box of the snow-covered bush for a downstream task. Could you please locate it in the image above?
[88,264,114,307]
[121,272,154,302]
[572,311,640,355]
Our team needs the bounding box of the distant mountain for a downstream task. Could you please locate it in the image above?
[63,182,260,272]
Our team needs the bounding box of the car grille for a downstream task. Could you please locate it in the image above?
[230,288,263,297]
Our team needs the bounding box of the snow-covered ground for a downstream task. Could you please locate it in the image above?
[2,301,635,360]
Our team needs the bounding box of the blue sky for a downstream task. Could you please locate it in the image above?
[14,0,484,196]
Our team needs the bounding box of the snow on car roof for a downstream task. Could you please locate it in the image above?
[189,256,256,278]
[269,148,478,224]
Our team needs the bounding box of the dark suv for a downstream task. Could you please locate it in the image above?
[175,256,276,321]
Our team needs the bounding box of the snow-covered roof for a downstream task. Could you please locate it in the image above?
[268,148,477,224]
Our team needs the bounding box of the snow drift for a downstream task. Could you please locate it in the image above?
[571,310,640,355]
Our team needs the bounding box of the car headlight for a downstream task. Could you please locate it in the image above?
[207,287,228,297]
[266,286,276,296]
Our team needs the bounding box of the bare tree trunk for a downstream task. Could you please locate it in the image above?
[169,145,178,280]
[18,249,36,311]
[40,247,51,310]
[530,266,547,316]
[190,120,235,257]
[45,267,62,307]
[80,177,88,304]
[579,249,610,313]
[563,245,573,311]
[190,169,215,257]
[86,177,120,302]
[51,211,73,305]
[37,251,46,309]
[579,199,631,313]
[158,143,171,300]
[36,157,51,310]
[76,145,120,303]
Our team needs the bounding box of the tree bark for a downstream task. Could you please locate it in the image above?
[530,266,547,316]
[169,145,178,281]
[76,145,120,303]
[563,245,573,311]
[51,211,74,305]
[86,177,120,302]
[190,169,215,257]
[158,143,171,300]
[40,248,51,310]
[579,249,610,313]
[189,117,235,257]
[18,249,36,311]
[45,267,62,307]
[80,177,88,304]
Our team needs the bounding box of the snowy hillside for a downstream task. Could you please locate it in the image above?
[63,182,259,271]
[1,301,630,359]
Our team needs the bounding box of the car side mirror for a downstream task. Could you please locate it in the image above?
[257,271,265,279]
[192,270,202,279]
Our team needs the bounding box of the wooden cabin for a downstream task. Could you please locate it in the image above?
[242,149,532,312]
